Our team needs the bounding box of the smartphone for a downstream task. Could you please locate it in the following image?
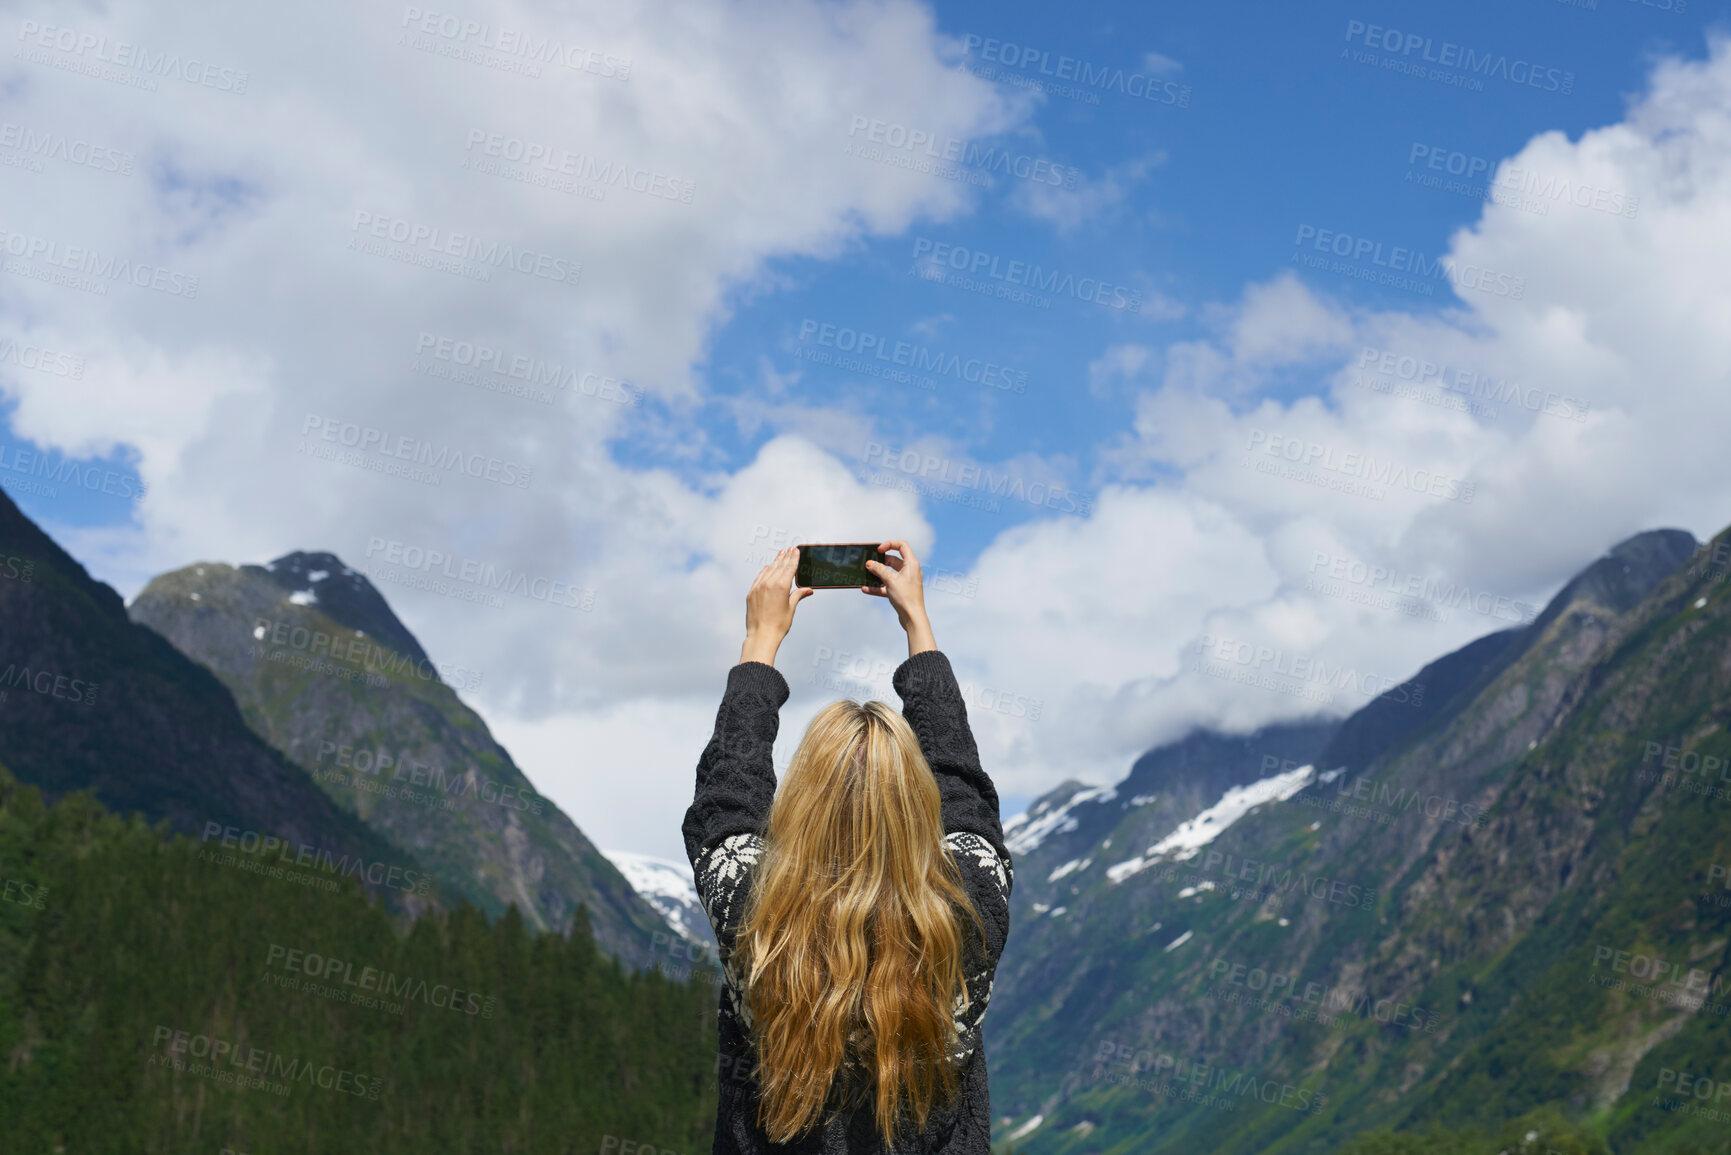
[796,543,889,589]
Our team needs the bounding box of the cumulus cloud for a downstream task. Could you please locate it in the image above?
[933,34,1731,801]
[0,0,1021,855]
[7,4,1731,859]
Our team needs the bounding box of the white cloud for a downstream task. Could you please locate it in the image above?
[945,33,1731,804]
[10,6,1731,865]
[1012,151,1166,235]
[0,0,1017,858]
[1141,52,1183,76]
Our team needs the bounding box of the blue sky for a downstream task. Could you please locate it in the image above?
[611,0,1692,566]
[1,0,1727,858]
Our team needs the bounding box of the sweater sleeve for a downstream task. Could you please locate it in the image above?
[891,650,1012,867]
[682,660,790,954]
[891,649,1015,994]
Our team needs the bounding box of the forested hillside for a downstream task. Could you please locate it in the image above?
[0,763,721,1154]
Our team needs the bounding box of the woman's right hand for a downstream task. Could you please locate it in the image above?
[865,540,936,655]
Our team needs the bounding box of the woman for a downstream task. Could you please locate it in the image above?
[682,540,1015,1154]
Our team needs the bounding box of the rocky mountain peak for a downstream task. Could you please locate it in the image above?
[247,550,428,665]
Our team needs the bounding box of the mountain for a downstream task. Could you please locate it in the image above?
[129,551,680,971]
[986,526,1714,1154]
[603,849,716,954]
[1001,720,1340,914]
[0,490,428,913]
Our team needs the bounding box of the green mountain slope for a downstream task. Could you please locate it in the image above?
[0,492,428,914]
[0,761,719,1153]
[128,552,685,971]
[985,527,1719,1154]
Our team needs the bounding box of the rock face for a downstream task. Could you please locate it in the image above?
[128,551,679,971]
[984,527,1723,1153]
[0,492,426,913]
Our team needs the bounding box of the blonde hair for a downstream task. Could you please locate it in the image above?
[735,698,984,1145]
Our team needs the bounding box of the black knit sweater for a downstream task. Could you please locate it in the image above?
[682,649,1015,1155]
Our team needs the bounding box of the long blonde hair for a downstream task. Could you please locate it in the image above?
[736,698,984,1145]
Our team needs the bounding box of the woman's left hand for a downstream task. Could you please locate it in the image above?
[741,548,812,665]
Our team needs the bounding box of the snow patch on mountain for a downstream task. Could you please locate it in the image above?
[1048,857,1092,883]
[602,850,708,943]
[1004,784,1118,855]
[1106,763,1316,884]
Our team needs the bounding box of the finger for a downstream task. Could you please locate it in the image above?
[862,585,886,597]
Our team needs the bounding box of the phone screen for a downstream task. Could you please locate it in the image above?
[797,544,887,588]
